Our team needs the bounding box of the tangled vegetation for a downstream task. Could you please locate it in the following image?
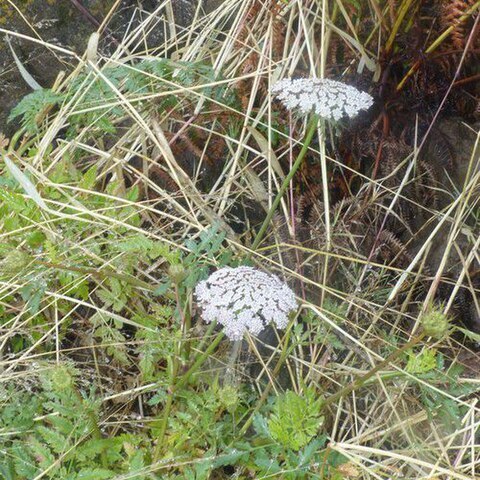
[0,0,479,478]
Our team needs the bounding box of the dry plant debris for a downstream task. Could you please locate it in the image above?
[0,0,478,478]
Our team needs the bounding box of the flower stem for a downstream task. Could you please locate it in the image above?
[177,330,225,390]
[236,326,294,438]
[224,339,242,386]
[252,114,318,251]
[152,329,224,461]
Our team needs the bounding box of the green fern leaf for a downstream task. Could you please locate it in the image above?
[75,468,115,479]
[268,388,324,451]
[8,89,64,133]
[37,425,68,454]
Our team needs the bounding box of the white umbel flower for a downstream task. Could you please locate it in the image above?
[271,77,373,121]
[195,266,297,341]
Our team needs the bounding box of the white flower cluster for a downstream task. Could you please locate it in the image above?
[271,77,373,120]
[195,266,297,341]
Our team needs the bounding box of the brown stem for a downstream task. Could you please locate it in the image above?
[453,73,480,88]
[69,0,119,46]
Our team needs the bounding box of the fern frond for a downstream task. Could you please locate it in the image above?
[440,0,476,50]
[8,89,64,133]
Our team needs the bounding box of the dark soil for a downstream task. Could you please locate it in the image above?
[0,0,224,134]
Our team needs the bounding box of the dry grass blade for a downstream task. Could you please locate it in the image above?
[0,0,479,478]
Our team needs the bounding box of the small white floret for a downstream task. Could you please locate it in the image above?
[271,77,373,120]
[195,266,298,341]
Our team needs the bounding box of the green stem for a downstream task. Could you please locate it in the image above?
[385,0,416,54]
[194,319,220,356]
[176,331,225,391]
[396,0,480,91]
[152,392,173,461]
[224,339,242,386]
[322,333,425,409]
[6,127,27,154]
[152,330,224,461]
[425,0,480,54]
[251,115,318,251]
[172,282,190,361]
[236,326,294,438]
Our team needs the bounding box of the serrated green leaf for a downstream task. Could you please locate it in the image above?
[11,443,38,478]
[28,437,56,469]
[153,281,169,296]
[406,348,437,374]
[268,388,324,451]
[21,278,47,314]
[213,448,249,468]
[80,165,99,190]
[76,468,115,479]
[37,425,67,454]
[0,188,27,211]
